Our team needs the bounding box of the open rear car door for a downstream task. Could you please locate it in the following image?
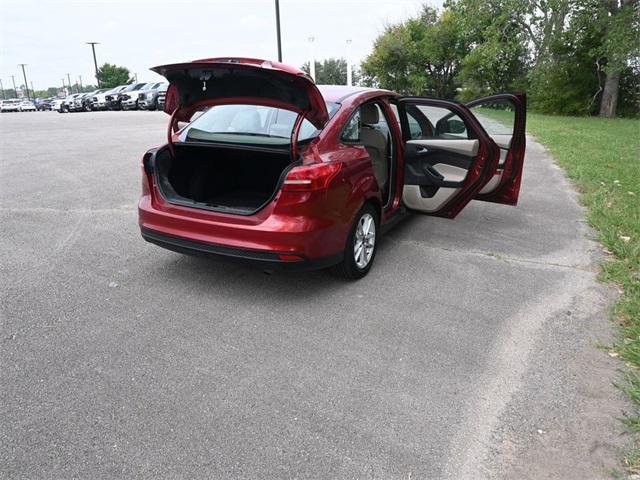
[467,93,527,204]
[397,94,526,218]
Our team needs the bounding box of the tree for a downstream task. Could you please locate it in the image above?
[595,0,639,117]
[447,0,529,100]
[1,88,17,99]
[301,58,357,85]
[359,23,414,93]
[361,6,467,98]
[96,63,134,88]
[362,0,638,116]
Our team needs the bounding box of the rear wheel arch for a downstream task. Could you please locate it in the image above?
[364,197,382,225]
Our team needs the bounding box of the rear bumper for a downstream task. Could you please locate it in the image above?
[141,227,342,271]
[138,190,350,269]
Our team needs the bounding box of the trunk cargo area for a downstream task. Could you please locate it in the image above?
[155,143,291,215]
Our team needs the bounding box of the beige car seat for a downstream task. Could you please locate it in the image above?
[360,104,389,189]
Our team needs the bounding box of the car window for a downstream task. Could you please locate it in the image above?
[182,102,339,146]
[389,103,427,140]
[404,105,468,140]
[469,99,515,136]
[341,110,360,142]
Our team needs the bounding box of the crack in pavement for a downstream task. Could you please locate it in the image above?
[386,237,598,273]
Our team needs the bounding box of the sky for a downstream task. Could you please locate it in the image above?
[0,0,442,91]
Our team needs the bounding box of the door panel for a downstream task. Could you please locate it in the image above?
[408,139,479,157]
[466,93,526,204]
[397,98,500,218]
[431,164,468,182]
[403,185,459,212]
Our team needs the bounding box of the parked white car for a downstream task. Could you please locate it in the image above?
[19,101,36,112]
[61,94,82,112]
[51,99,65,113]
[93,85,127,110]
[1,99,22,112]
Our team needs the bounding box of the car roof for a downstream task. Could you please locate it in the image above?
[317,85,395,103]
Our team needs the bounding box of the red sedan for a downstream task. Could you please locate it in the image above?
[139,57,526,279]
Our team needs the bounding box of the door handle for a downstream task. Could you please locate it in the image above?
[416,146,429,155]
[424,164,445,182]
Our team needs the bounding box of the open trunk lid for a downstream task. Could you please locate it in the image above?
[151,57,329,129]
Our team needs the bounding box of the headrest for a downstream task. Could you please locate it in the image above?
[360,103,379,125]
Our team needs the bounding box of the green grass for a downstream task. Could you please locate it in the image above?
[524,113,640,474]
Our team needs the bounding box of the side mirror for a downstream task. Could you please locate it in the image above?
[445,118,466,134]
[436,116,466,136]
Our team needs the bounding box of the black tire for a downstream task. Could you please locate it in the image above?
[331,203,379,280]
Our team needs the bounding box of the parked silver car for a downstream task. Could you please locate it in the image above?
[137,82,167,110]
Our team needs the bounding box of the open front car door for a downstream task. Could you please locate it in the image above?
[397,98,501,218]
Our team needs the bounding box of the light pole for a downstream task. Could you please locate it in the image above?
[134,73,138,83]
[86,42,100,87]
[66,73,73,93]
[308,37,315,81]
[30,81,35,98]
[274,0,282,61]
[18,64,30,100]
[11,75,17,98]
[0,79,5,99]
[346,39,353,86]
[78,75,83,90]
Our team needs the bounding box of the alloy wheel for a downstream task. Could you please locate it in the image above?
[354,213,376,269]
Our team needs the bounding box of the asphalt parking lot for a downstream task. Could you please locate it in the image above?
[0,111,628,479]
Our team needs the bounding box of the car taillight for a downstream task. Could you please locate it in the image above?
[282,162,342,191]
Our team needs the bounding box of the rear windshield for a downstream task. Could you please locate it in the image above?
[181,103,339,146]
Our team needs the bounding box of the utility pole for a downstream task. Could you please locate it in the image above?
[274,0,282,61]
[86,42,100,87]
[346,39,353,86]
[61,78,66,96]
[308,37,315,81]
[0,79,5,99]
[134,73,138,82]
[79,75,83,90]
[30,81,35,98]
[66,73,73,93]
[18,64,30,100]
[11,75,17,98]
